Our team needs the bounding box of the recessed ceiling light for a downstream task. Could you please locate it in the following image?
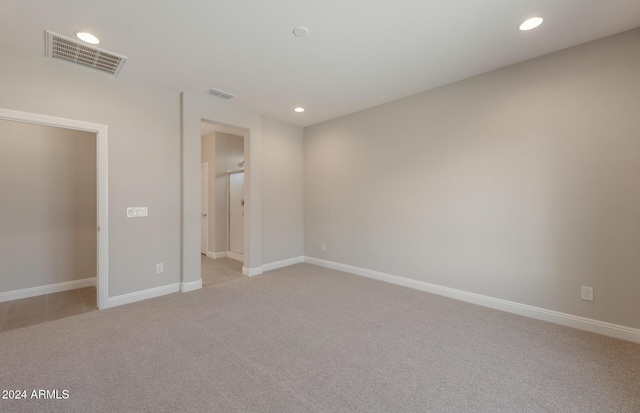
[294,107,305,113]
[75,32,100,44]
[293,26,309,38]
[519,17,544,31]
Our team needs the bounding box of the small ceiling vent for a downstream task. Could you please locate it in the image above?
[208,88,235,100]
[45,31,127,76]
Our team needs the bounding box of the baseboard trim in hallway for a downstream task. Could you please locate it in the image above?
[227,251,243,262]
[207,251,227,259]
[304,256,640,344]
[0,277,96,303]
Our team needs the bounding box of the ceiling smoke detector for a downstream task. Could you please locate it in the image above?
[208,88,235,100]
[293,26,309,38]
[45,31,127,76]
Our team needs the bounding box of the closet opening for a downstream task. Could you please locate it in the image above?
[0,108,108,332]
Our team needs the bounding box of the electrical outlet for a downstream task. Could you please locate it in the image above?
[321,243,326,252]
[581,286,593,301]
[156,263,164,274]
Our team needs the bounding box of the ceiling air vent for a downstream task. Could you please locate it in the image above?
[45,31,127,76]
[208,88,235,100]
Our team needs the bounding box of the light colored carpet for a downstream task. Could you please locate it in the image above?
[0,263,638,412]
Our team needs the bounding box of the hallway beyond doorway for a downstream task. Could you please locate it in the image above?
[201,255,245,286]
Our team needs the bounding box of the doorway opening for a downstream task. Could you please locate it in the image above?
[0,108,108,330]
[200,120,246,286]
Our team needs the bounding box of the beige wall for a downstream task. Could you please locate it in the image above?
[262,117,304,264]
[304,28,640,329]
[0,120,96,292]
[0,44,180,297]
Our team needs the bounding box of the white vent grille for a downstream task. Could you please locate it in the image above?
[45,31,127,76]
[208,88,235,100]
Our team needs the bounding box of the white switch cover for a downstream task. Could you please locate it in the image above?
[127,207,148,218]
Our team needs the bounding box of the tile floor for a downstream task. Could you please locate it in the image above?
[201,255,246,286]
[0,287,96,333]
[0,257,241,333]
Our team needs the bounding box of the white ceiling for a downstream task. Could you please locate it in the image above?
[1,0,639,127]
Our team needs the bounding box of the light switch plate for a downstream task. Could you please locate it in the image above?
[127,207,148,218]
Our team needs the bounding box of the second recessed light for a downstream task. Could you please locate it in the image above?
[294,107,305,113]
[519,17,544,31]
[75,31,100,44]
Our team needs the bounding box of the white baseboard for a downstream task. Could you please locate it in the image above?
[304,256,640,344]
[227,251,243,262]
[207,251,227,259]
[242,266,263,277]
[107,283,180,309]
[180,279,202,293]
[0,278,97,303]
[263,256,305,272]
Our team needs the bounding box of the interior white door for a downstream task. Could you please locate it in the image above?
[229,172,244,254]
[201,163,208,255]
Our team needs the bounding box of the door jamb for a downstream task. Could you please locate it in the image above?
[201,162,208,255]
[227,169,244,254]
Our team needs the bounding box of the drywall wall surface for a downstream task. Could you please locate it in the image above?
[214,132,244,253]
[0,44,181,297]
[0,120,96,292]
[304,28,640,329]
[262,117,304,264]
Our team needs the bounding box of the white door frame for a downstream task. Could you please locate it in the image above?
[201,162,208,255]
[227,170,244,256]
[0,108,109,309]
